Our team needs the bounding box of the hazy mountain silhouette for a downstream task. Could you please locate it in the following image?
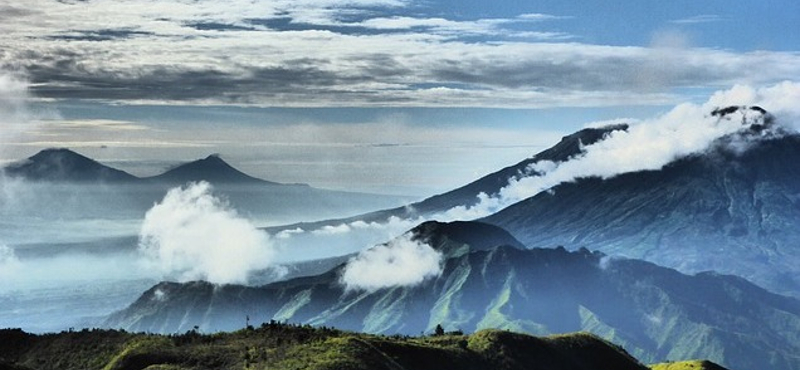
[2,148,138,183]
[0,149,409,224]
[146,154,284,185]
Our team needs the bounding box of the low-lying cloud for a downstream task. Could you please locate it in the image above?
[138,181,279,284]
[442,82,800,220]
[339,233,442,292]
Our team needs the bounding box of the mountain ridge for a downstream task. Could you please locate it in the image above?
[0,325,667,370]
[482,133,800,297]
[266,124,628,232]
[2,148,291,186]
[104,220,800,370]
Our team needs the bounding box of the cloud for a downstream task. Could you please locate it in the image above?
[669,15,726,24]
[440,82,800,219]
[2,1,797,107]
[339,233,442,292]
[138,181,280,284]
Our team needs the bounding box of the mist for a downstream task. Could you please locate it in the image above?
[339,233,443,292]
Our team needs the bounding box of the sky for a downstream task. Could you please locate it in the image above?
[0,0,798,196]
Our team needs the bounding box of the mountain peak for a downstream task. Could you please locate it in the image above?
[410,220,525,256]
[149,154,278,185]
[3,148,137,183]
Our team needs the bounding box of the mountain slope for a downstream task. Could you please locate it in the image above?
[2,148,139,183]
[483,134,800,297]
[269,125,627,230]
[0,326,655,370]
[105,221,800,370]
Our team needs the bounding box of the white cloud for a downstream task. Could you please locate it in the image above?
[669,15,725,24]
[138,181,280,284]
[2,1,797,107]
[339,233,442,292]
[440,82,800,219]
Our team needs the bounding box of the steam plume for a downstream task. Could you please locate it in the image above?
[138,181,279,284]
[443,82,800,219]
[340,234,442,292]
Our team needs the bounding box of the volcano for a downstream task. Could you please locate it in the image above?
[3,148,138,183]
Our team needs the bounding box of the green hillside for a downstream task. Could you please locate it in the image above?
[650,360,728,370]
[0,325,664,370]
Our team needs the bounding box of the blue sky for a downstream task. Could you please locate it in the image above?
[0,0,798,195]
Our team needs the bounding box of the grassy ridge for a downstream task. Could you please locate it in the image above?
[0,323,689,370]
[650,360,729,370]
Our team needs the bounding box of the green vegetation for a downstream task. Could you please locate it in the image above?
[650,360,728,370]
[0,323,677,370]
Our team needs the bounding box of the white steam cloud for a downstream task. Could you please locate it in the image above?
[340,233,443,292]
[443,81,800,219]
[138,181,279,285]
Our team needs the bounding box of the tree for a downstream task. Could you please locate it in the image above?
[434,324,445,336]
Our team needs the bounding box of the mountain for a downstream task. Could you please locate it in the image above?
[407,124,628,214]
[2,148,138,183]
[0,149,410,224]
[483,133,800,298]
[146,154,284,185]
[105,221,800,370]
[0,325,660,370]
[268,124,628,230]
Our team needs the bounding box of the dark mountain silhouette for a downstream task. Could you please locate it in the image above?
[2,148,138,183]
[105,221,800,370]
[146,154,284,185]
[483,133,800,298]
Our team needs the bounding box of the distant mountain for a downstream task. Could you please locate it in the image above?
[0,325,659,370]
[146,154,284,185]
[483,133,800,298]
[0,149,410,223]
[2,150,294,186]
[105,221,800,370]
[2,148,138,183]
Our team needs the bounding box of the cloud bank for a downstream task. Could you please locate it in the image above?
[2,1,798,107]
[340,233,442,292]
[138,181,279,284]
[442,82,800,219]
